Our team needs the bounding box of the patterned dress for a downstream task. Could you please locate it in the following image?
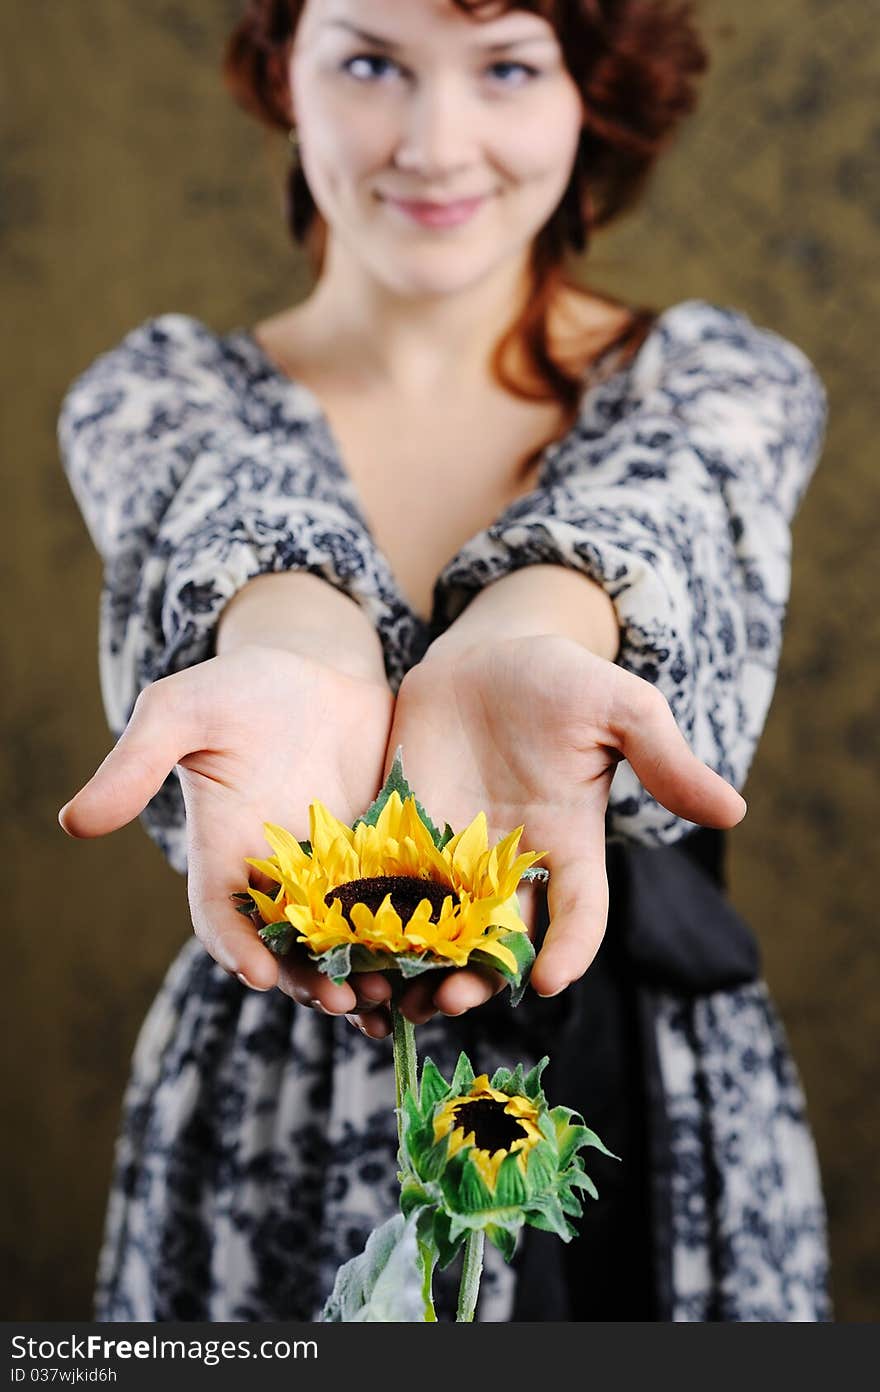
[58,298,831,1322]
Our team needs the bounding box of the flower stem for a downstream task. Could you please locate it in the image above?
[456,1230,485,1322]
[390,999,436,1319]
[390,1001,418,1155]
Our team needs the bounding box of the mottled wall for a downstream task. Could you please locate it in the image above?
[4,0,877,1320]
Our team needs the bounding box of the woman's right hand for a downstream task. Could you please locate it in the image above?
[58,644,397,1027]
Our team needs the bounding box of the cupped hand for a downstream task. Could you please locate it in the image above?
[58,644,398,1029]
[367,632,746,1030]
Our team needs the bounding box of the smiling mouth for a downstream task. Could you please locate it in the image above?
[379,192,494,228]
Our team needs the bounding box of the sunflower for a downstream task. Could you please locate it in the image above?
[235,749,548,998]
[399,1051,617,1265]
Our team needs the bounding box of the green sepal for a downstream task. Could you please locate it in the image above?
[519,865,549,884]
[430,1210,469,1270]
[537,1109,558,1146]
[524,1194,575,1242]
[451,1154,496,1216]
[494,1151,527,1208]
[450,1050,476,1096]
[317,942,351,985]
[550,1107,618,1167]
[397,952,437,980]
[234,902,259,918]
[352,745,443,847]
[258,921,296,956]
[348,944,398,974]
[230,891,255,905]
[522,1057,550,1101]
[419,1058,452,1114]
[523,1139,558,1194]
[485,1223,520,1263]
[566,1168,599,1202]
[399,1093,426,1169]
[558,1185,586,1219]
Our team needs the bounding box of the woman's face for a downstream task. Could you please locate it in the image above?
[288,0,584,296]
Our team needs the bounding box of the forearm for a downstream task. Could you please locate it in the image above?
[426,565,620,663]
[217,571,388,683]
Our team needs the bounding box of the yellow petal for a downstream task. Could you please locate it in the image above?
[309,800,355,861]
[248,886,287,924]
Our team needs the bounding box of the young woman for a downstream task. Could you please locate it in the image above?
[58,0,831,1320]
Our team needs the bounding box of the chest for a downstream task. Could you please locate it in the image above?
[314,387,570,624]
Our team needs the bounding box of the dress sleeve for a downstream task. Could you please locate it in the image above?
[437,300,829,846]
[58,313,381,872]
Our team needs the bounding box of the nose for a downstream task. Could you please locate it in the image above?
[392,79,475,182]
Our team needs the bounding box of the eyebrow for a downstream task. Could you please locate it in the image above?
[323,19,553,51]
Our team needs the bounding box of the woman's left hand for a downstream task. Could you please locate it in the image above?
[349,632,746,1033]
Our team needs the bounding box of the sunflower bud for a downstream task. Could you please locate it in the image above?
[399,1051,617,1266]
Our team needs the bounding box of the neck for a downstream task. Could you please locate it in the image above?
[293,234,535,396]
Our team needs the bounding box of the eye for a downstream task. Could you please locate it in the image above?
[486,60,540,86]
[341,53,402,83]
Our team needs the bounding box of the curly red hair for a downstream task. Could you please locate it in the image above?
[223,1,709,443]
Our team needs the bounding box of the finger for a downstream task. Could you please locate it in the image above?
[433,966,505,1016]
[58,680,196,838]
[396,976,443,1025]
[277,956,358,1014]
[349,972,393,1011]
[529,804,609,998]
[611,675,747,830]
[346,1010,391,1040]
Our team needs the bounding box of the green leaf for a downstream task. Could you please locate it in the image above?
[418,1058,451,1113]
[438,822,456,850]
[320,1211,426,1322]
[485,1223,519,1264]
[258,922,296,956]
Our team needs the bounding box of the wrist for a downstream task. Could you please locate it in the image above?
[217,571,388,684]
[428,565,620,664]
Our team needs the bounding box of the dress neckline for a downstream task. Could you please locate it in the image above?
[224,312,666,633]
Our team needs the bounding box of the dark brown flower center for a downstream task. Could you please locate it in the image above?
[325,874,459,925]
[452,1098,528,1153]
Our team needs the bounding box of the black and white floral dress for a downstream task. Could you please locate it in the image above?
[58,299,832,1322]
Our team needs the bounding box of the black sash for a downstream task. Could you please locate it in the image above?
[500,827,761,1321]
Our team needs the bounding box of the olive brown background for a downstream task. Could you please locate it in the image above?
[3,0,877,1320]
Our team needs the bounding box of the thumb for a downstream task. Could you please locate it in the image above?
[58,684,193,838]
[613,678,747,830]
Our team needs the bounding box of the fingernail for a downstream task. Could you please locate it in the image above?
[538,983,567,998]
[236,971,271,992]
